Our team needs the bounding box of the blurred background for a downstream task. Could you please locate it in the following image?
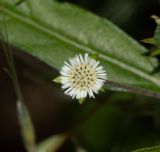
[1,0,160,151]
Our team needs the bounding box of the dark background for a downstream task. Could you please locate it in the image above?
[0,0,160,151]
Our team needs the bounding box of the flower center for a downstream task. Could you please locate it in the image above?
[69,64,96,90]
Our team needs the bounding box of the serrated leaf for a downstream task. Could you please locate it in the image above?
[1,0,160,95]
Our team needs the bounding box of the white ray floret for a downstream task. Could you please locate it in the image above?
[60,53,107,99]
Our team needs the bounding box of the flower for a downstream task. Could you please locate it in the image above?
[60,53,107,99]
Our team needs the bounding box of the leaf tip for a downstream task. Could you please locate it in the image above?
[52,76,61,84]
[151,15,160,24]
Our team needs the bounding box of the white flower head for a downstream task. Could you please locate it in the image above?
[60,53,107,100]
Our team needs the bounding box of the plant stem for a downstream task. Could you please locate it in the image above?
[106,80,160,99]
[0,6,37,152]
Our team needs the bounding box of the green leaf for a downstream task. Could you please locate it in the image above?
[151,15,160,25]
[141,38,155,45]
[132,145,160,152]
[153,25,160,48]
[17,100,37,152]
[76,146,87,152]
[38,133,68,152]
[1,0,160,94]
[52,76,61,84]
[151,49,160,56]
[152,16,160,48]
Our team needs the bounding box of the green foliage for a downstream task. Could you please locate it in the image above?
[1,0,160,95]
[151,22,160,56]
[154,24,160,48]
[151,49,160,56]
[141,38,155,45]
[17,101,37,152]
[38,134,68,152]
[1,0,160,152]
[143,15,160,57]
[1,23,37,152]
[132,145,160,152]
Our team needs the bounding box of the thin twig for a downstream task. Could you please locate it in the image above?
[105,80,160,99]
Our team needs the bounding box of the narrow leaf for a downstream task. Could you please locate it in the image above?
[132,145,160,152]
[38,133,68,152]
[141,38,155,44]
[151,15,160,25]
[17,100,37,152]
